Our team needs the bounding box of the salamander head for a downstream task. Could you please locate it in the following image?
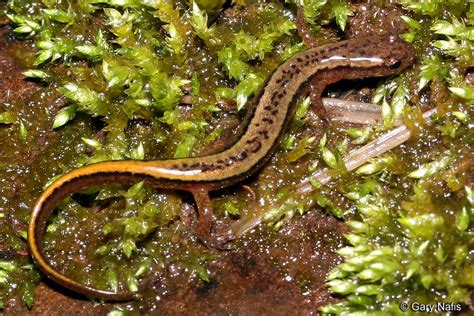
[364,34,416,75]
[328,34,416,80]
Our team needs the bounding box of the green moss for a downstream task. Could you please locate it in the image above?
[319,2,474,313]
[322,184,473,314]
[298,0,353,31]
[0,225,40,309]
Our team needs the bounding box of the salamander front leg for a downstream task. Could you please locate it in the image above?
[309,80,331,123]
[191,188,235,250]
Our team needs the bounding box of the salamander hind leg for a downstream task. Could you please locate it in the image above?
[190,187,235,250]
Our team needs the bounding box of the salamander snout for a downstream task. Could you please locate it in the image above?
[379,35,416,73]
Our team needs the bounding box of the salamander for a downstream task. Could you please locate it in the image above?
[28,35,415,300]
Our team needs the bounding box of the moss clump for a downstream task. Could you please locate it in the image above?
[319,1,474,313]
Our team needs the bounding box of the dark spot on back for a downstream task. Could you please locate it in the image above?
[258,130,269,139]
[237,151,248,161]
[250,141,262,153]
[225,158,234,166]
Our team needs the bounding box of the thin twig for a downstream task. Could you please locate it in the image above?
[231,108,438,238]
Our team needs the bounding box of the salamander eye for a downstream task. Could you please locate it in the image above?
[388,59,402,70]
